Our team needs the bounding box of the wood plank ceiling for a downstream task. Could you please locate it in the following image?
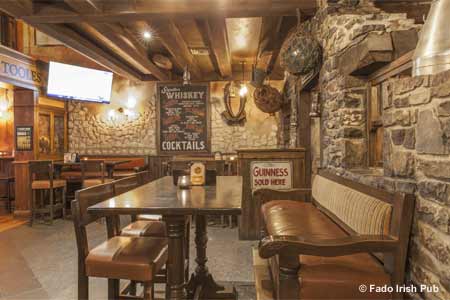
[0,0,430,82]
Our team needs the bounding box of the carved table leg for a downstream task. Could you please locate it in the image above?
[164,215,187,300]
[187,215,237,300]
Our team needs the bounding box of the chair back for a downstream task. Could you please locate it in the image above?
[136,171,151,185]
[29,160,53,182]
[81,160,105,181]
[72,183,114,259]
[113,175,139,195]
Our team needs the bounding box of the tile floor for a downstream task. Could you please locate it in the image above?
[0,217,257,300]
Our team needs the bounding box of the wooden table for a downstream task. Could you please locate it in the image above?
[54,160,131,179]
[88,176,242,300]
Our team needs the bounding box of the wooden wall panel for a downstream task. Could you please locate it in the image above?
[237,148,308,240]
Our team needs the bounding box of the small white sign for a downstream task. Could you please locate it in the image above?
[251,161,293,190]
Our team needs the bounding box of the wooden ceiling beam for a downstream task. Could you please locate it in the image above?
[17,0,317,24]
[0,0,33,17]
[150,20,202,79]
[257,16,284,74]
[373,0,431,23]
[29,23,142,81]
[63,0,104,14]
[197,18,232,79]
[86,23,170,80]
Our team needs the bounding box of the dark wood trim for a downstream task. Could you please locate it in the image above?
[368,50,414,85]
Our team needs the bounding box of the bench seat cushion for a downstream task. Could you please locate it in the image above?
[262,200,345,238]
[262,200,391,300]
[299,253,391,299]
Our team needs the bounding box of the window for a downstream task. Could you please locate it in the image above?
[366,51,414,168]
[367,84,384,167]
[0,13,18,50]
[37,98,67,160]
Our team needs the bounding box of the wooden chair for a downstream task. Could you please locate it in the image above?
[72,183,168,300]
[113,175,140,195]
[30,160,66,226]
[136,171,151,185]
[115,176,190,283]
[81,160,113,188]
[0,160,14,213]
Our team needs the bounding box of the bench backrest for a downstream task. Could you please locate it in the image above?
[312,174,392,236]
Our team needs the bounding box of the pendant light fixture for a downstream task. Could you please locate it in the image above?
[239,61,248,97]
[183,65,191,85]
[413,0,450,76]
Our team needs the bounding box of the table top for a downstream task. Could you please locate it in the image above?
[88,176,243,216]
[54,160,131,167]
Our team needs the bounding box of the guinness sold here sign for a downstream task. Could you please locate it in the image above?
[251,161,293,190]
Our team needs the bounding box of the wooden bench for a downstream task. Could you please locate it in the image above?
[254,170,415,300]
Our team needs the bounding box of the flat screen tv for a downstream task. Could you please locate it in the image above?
[47,61,113,103]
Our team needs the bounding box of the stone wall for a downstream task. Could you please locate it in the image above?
[385,71,450,300]
[68,78,281,155]
[283,2,449,299]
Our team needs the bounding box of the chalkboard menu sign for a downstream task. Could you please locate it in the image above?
[157,83,210,154]
[16,126,33,151]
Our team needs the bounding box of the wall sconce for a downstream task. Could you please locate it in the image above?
[108,109,117,120]
[126,96,137,109]
[0,89,11,120]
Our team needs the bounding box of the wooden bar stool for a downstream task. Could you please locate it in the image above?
[81,160,113,188]
[72,183,168,300]
[0,176,14,213]
[30,161,66,226]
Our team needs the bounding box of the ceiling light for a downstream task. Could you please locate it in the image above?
[239,84,248,97]
[143,31,152,40]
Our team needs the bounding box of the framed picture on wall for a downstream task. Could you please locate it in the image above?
[16,126,33,151]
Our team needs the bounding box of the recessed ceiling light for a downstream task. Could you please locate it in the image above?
[143,31,152,40]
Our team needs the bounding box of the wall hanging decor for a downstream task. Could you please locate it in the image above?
[250,66,267,88]
[280,28,322,75]
[253,84,282,115]
[221,81,247,125]
[157,83,210,154]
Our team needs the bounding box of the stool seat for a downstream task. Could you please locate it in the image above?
[32,179,66,189]
[138,214,163,221]
[86,236,168,282]
[121,220,166,237]
[83,178,114,188]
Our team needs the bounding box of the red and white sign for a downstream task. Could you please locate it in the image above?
[251,161,292,190]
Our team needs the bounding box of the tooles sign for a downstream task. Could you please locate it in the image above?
[0,47,44,89]
[1,60,42,84]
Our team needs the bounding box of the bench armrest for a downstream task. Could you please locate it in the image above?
[259,235,398,259]
[253,188,312,206]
